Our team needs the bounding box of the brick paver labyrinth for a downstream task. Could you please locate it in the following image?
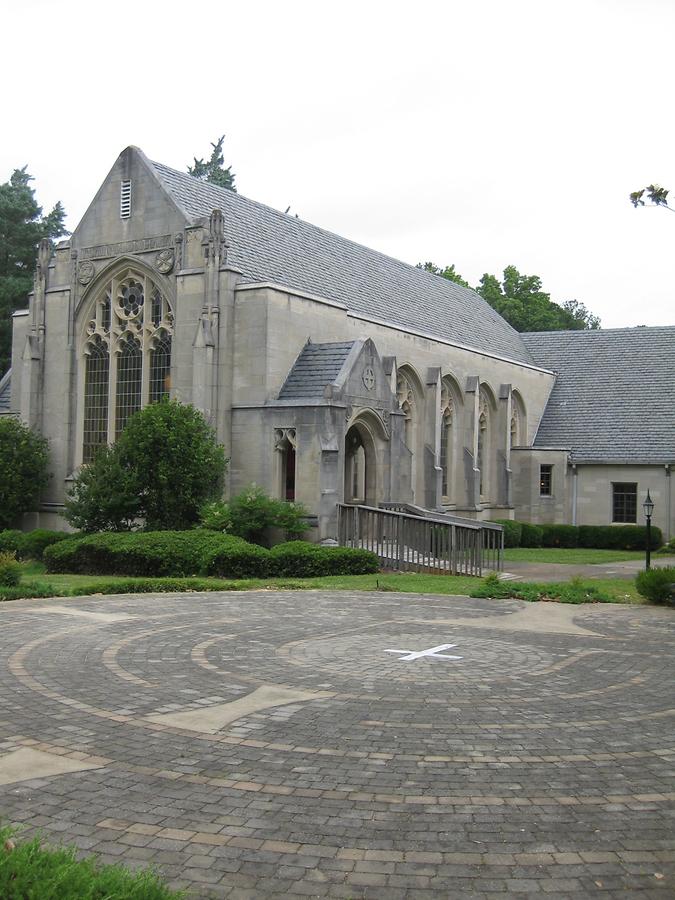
[0,590,674,898]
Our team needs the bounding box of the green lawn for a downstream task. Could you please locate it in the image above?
[503,547,645,564]
[8,561,643,604]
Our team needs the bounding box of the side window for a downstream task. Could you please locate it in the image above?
[612,483,637,523]
[539,464,553,496]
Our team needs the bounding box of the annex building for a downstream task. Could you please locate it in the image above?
[3,147,674,540]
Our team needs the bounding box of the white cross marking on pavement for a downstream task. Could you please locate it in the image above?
[384,643,463,661]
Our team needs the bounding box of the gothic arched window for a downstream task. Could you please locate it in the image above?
[396,371,416,450]
[440,383,454,500]
[81,268,173,462]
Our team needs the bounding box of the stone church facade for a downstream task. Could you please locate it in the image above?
[3,147,674,540]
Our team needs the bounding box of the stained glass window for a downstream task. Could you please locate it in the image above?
[81,269,173,460]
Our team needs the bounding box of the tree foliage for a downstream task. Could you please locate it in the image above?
[419,260,600,332]
[0,416,50,528]
[416,261,469,288]
[65,400,228,532]
[629,184,672,212]
[188,135,237,191]
[0,167,67,374]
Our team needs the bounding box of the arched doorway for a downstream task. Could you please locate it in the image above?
[344,423,377,505]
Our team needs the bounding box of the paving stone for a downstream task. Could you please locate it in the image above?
[0,590,673,897]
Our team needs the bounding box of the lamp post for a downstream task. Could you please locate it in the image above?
[643,490,654,571]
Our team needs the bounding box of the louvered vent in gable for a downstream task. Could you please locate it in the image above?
[120,180,132,218]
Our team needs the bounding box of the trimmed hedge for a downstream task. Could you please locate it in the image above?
[44,531,380,580]
[490,520,522,549]
[539,524,579,548]
[44,530,232,577]
[21,529,71,560]
[202,540,271,579]
[268,541,379,577]
[0,529,73,560]
[579,524,662,551]
[520,522,544,548]
[635,566,675,605]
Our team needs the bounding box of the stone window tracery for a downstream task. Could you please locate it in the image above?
[478,389,491,499]
[396,372,415,450]
[440,383,454,500]
[81,268,173,462]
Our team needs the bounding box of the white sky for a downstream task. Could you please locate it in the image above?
[3,0,673,328]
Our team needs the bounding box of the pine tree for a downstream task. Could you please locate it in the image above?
[0,167,67,374]
[188,135,237,191]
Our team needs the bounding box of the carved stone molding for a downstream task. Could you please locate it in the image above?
[155,249,175,275]
[77,260,95,285]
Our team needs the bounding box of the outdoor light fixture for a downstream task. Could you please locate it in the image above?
[643,490,654,570]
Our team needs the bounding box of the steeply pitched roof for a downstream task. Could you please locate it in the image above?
[151,159,535,366]
[0,369,11,416]
[279,342,355,399]
[522,327,675,463]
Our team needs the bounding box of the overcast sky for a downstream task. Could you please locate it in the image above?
[3,0,673,328]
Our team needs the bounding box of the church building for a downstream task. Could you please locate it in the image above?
[3,147,674,541]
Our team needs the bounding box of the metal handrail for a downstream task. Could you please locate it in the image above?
[337,503,503,576]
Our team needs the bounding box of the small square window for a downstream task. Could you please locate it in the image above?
[539,464,553,496]
[612,483,637,523]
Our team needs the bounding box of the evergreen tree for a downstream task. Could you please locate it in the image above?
[188,135,237,191]
[0,167,67,374]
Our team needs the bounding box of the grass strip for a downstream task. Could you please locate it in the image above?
[0,823,182,899]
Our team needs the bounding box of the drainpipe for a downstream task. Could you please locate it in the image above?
[571,463,578,526]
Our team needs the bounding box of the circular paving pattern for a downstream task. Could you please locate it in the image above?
[0,590,674,898]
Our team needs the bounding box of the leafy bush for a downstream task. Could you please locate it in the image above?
[44,530,230,577]
[0,823,183,898]
[268,541,379,577]
[65,400,227,532]
[0,552,20,587]
[519,522,544,548]
[656,537,675,555]
[0,417,49,529]
[199,500,233,532]
[20,529,71,560]
[0,530,26,557]
[227,485,308,544]
[65,446,141,533]
[540,524,579,548]
[579,524,662,551]
[490,520,521,548]
[635,566,675,605]
[202,538,271,579]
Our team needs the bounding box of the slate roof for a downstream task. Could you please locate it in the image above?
[0,369,11,415]
[151,159,535,367]
[521,327,675,463]
[279,342,355,399]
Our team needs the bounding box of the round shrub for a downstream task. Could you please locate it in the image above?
[490,520,522,548]
[0,551,21,587]
[0,418,49,529]
[202,540,270,579]
[21,529,71,561]
[519,522,544,548]
[635,567,675,605]
[0,530,27,557]
[228,485,308,545]
[540,524,579,548]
